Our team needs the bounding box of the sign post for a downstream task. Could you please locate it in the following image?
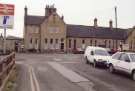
[0,4,14,54]
[3,24,6,54]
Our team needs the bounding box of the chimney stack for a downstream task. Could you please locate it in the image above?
[94,18,98,27]
[45,5,57,16]
[24,6,28,16]
[109,20,113,29]
[24,6,28,24]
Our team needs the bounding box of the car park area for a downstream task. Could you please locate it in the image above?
[16,53,135,91]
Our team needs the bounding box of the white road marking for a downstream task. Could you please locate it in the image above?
[53,58,62,61]
[29,66,35,91]
[48,62,89,83]
[31,66,40,91]
[29,66,40,91]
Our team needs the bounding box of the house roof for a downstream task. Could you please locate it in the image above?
[25,15,129,40]
[6,36,23,40]
[25,15,46,25]
[67,24,128,40]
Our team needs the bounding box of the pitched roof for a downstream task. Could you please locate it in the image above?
[6,36,23,40]
[67,24,128,40]
[25,15,46,25]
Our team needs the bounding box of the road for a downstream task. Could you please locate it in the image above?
[15,53,135,91]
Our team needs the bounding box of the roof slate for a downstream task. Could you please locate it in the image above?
[25,15,128,40]
[67,24,128,40]
[25,15,46,25]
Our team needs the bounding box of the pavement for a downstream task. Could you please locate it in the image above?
[15,53,135,91]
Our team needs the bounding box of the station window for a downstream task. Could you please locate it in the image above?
[82,39,85,44]
[30,38,32,44]
[90,40,92,46]
[95,40,97,46]
[74,39,76,49]
[50,39,53,44]
[69,39,71,48]
[35,38,38,44]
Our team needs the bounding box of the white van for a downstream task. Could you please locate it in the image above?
[84,46,110,67]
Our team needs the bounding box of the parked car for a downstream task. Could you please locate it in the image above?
[72,48,84,54]
[108,52,135,81]
[84,46,111,67]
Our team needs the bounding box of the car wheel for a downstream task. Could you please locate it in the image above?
[109,65,115,73]
[132,71,135,81]
[85,57,89,64]
[93,61,97,68]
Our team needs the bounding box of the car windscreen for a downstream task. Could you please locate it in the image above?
[130,54,135,62]
[94,49,109,56]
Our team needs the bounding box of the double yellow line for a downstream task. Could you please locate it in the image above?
[29,66,40,91]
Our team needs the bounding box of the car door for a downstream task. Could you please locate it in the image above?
[117,53,131,73]
[111,52,122,70]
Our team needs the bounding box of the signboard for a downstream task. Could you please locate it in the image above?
[0,4,14,29]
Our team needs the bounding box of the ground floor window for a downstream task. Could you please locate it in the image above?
[90,40,92,46]
[74,39,76,49]
[50,39,53,44]
[60,43,64,50]
[95,40,97,46]
[69,39,71,48]
[30,38,32,44]
[82,39,85,44]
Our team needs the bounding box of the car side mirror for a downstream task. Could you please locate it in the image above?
[91,51,94,55]
[125,60,130,62]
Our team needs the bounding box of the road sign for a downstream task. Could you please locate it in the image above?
[0,4,14,29]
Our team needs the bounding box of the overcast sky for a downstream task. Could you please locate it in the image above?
[0,0,135,38]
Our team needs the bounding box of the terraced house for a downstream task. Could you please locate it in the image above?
[126,27,135,51]
[24,5,129,52]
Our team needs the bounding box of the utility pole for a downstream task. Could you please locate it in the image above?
[3,24,6,54]
[115,6,118,29]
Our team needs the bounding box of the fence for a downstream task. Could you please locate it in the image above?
[0,52,15,91]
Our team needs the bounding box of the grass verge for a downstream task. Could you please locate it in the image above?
[3,67,17,91]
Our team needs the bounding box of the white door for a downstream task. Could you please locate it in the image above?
[111,52,122,70]
[118,53,131,73]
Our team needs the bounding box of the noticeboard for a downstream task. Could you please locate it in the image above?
[0,4,14,29]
